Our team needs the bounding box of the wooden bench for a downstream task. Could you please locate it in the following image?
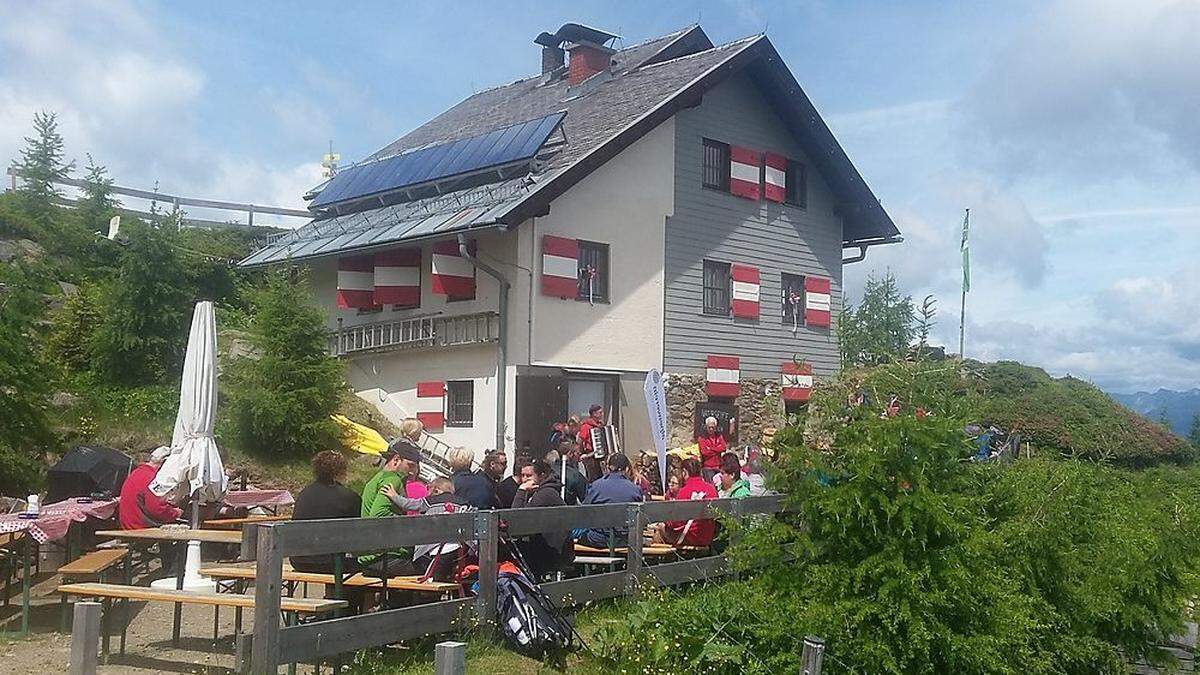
[573,543,708,557]
[200,565,461,598]
[57,582,346,659]
[202,514,291,529]
[58,549,130,638]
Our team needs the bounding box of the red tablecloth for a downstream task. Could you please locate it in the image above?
[224,489,293,509]
[0,498,119,544]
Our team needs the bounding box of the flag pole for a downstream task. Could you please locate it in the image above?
[959,208,970,359]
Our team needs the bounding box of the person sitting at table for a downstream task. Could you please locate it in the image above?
[575,453,644,549]
[655,458,718,547]
[510,459,574,578]
[494,453,530,509]
[118,446,183,530]
[290,450,361,574]
[716,453,751,499]
[358,442,425,577]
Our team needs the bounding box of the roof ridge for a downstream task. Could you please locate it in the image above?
[636,34,762,71]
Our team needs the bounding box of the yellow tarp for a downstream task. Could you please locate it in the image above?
[667,443,700,460]
[332,415,388,456]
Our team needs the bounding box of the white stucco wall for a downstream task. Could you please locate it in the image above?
[509,117,675,372]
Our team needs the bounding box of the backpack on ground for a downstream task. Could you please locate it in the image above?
[495,570,573,657]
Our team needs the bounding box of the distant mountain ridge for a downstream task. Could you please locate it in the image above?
[1110,388,1200,438]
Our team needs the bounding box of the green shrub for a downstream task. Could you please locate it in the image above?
[594,361,1200,674]
[225,267,343,459]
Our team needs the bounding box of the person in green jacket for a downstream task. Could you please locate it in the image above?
[358,441,427,575]
[716,453,751,499]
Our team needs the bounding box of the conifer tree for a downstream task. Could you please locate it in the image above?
[227,268,344,458]
[78,154,119,229]
[839,271,916,369]
[0,263,53,493]
[11,111,74,212]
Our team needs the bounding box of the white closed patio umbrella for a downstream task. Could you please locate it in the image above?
[150,300,227,591]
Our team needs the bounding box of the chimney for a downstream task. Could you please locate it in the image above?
[567,41,615,85]
[541,44,565,74]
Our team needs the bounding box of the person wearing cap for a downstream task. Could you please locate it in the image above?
[357,440,425,576]
[119,446,183,530]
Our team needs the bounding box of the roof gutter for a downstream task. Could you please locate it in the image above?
[842,236,903,265]
[457,233,509,454]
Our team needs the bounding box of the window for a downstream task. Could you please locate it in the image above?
[702,138,730,191]
[786,160,807,208]
[446,269,477,303]
[577,240,609,303]
[446,381,474,427]
[781,272,805,325]
[703,260,731,315]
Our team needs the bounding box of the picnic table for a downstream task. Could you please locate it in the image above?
[96,527,243,645]
[224,489,293,514]
[0,498,118,634]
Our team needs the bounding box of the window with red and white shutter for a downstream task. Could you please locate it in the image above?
[430,240,476,299]
[763,152,787,203]
[804,276,832,327]
[729,146,761,200]
[730,264,760,319]
[541,234,579,298]
[336,255,376,310]
[705,355,740,398]
[373,248,421,308]
[781,361,813,402]
[415,381,445,430]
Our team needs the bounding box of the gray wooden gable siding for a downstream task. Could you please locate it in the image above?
[664,73,843,379]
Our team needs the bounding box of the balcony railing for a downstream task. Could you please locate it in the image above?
[329,311,499,357]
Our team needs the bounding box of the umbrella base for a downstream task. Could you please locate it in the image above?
[149,539,216,593]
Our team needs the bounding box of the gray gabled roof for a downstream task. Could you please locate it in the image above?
[240,25,897,268]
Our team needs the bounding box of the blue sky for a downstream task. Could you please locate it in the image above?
[2,1,1198,393]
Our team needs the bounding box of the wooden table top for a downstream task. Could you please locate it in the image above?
[96,528,242,544]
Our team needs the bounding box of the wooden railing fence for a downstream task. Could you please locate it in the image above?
[243,495,784,673]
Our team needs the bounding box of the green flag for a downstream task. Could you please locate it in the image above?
[960,209,970,293]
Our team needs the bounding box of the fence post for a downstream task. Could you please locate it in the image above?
[251,524,283,674]
[801,635,825,675]
[625,504,645,597]
[69,601,101,675]
[475,511,499,629]
[434,640,467,675]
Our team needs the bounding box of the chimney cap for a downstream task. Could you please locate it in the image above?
[534,23,620,49]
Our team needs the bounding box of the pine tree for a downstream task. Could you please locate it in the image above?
[1189,413,1200,447]
[227,268,344,458]
[90,218,190,385]
[11,111,74,212]
[77,154,119,229]
[0,263,53,493]
[839,271,916,369]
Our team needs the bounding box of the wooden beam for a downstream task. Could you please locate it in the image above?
[276,599,473,663]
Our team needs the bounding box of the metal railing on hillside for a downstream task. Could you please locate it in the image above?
[328,312,499,357]
[241,495,786,673]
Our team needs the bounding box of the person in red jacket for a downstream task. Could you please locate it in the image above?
[576,405,606,481]
[119,447,183,530]
[698,416,733,480]
[655,458,718,547]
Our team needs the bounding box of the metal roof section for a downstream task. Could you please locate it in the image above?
[239,178,532,267]
[310,112,565,210]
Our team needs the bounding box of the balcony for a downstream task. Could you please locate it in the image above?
[329,311,500,357]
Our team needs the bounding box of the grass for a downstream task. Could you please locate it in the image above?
[343,601,635,674]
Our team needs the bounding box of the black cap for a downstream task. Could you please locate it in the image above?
[385,440,423,464]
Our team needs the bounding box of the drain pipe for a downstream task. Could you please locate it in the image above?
[458,233,509,453]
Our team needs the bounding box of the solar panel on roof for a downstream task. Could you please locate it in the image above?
[311,111,565,209]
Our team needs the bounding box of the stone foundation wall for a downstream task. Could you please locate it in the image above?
[663,372,785,448]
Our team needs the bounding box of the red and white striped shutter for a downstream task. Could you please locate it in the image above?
[336,254,376,310]
[541,235,579,298]
[430,240,476,298]
[374,248,421,307]
[415,381,445,430]
[781,361,813,402]
[805,276,832,327]
[730,264,760,319]
[729,146,761,200]
[705,355,740,398]
[763,152,787,203]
